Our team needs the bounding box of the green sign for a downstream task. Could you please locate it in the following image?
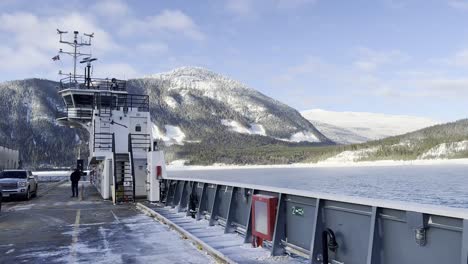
[292,206,304,216]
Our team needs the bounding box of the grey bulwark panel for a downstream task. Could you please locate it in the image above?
[196,182,207,220]
[230,188,253,228]
[204,183,217,215]
[214,185,233,221]
[162,178,468,264]
[377,208,462,264]
[166,180,177,205]
[321,201,372,264]
[172,180,185,208]
[178,181,192,212]
[283,195,317,251]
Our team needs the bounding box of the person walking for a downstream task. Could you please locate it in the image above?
[70,168,81,198]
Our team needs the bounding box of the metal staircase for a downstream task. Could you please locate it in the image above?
[114,153,134,203]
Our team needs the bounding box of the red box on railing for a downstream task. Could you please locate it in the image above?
[251,194,278,242]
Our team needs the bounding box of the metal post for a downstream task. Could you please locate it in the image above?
[209,185,220,226]
[166,180,174,205]
[224,187,236,234]
[177,181,188,213]
[243,188,255,244]
[73,31,77,81]
[271,193,286,256]
[309,199,324,264]
[186,182,197,217]
[366,206,380,264]
[196,183,207,220]
[461,219,468,264]
[171,181,182,208]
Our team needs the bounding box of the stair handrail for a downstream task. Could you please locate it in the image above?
[112,133,117,204]
[128,133,136,201]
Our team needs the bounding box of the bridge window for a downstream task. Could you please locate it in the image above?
[73,94,94,107]
[135,124,141,132]
[63,95,73,107]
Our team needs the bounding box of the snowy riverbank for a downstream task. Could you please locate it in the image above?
[167,158,468,171]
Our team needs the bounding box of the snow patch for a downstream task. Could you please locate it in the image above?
[324,147,378,163]
[419,140,468,159]
[277,131,320,143]
[221,119,266,136]
[289,131,319,142]
[165,125,186,145]
[249,123,266,136]
[164,96,178,108]
[152,124,186,146]
[169,159,187,166]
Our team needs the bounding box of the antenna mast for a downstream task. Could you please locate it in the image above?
[57,29,94,82]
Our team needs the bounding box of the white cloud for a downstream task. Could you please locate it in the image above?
[120,9,204,41]
[225,0,317,16]
[449,0,468,10]
[0,45,52,71]
[415,78,468,94]
[135,42,169,55]
[226,0,253,16]
[92,0,129,17]
[353,48,409,72]
[276,0,317,9]
[428,48,468,67]
[383,0,406,9]
[93,63,140,79]
[450,49,468,66]
[276,56,333,82]
[0,12,121,79]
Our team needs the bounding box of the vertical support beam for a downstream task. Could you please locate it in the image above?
[186,181,196,217]
[196,183,207,220]
[224,187,236,234]
[462,219,468,264]
[165,180,173,205]
[309,199,324,264]
[209,185,221,226]
[177,181,188,212]
[244,188,255,244]
[366,206,380,264]
[171,180,181,208]
[271,193,286,256]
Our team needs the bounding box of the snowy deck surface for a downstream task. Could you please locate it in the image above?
[148,205,308,264]
[0,182,213,263]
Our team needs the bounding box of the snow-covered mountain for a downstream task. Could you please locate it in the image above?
[319,118,468,162]
[301,109,438,144]
[130,67,331,145]
[0,79,88,167]
[0,67,332,166]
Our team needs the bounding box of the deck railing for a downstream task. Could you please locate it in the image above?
[59,76,127,91]
[162,177,468,264]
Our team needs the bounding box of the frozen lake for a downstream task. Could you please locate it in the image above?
[168,164,468,209]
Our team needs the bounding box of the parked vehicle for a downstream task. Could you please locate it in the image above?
[0,170,38,200]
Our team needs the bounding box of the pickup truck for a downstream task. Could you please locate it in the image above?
[0,170,38,200]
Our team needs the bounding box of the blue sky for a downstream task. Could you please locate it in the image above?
[0,0,468,121]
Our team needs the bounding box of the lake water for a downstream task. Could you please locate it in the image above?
[168,165,468,208]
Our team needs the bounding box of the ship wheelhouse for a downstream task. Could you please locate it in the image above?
[56,74,154,203]
[54,30,164,204]
[57,76,149,126]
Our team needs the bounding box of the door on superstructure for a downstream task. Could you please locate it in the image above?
[130,117,147,134]
[133,158,147,197]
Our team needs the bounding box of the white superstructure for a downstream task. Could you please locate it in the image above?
[55,30,165,203]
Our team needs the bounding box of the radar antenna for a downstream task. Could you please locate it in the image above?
[57,29,94,82]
